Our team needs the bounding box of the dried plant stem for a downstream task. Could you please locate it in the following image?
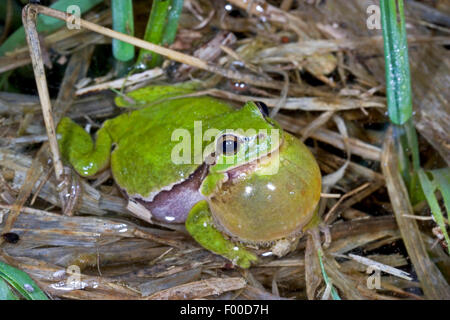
[275,114,382,161]
[347,254,412,281]
[75,68,164,96]
[147,277,247,299]
[381,128,450,299]
[0,203,58,215]
[323,182,370,223]
[22,6,63,181]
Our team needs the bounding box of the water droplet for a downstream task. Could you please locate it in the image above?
[267,183,276,191]
[24,284,34,293]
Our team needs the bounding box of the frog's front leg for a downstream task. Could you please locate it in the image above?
[57,117,113,177]
[186,200,258,268]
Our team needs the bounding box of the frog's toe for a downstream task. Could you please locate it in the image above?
[233,250,258,269]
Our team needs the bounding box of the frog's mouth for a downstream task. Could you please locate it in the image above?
[130,151,273,224]
[225,144,282,181]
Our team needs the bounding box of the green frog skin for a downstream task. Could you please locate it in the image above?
[57,85,322,268]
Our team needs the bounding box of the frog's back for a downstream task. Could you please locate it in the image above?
[105,96,234,200]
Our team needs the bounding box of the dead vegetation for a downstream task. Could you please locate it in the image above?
[0,0,449,299]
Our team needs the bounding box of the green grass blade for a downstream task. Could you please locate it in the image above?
[137,0,183,69]
[418,169,450,254]
[161,0,184,46]
[381,1,423,204]
[137,0,170,68]
[0,261,48,300]
[0,0,103,57]
[0,278,19,300]
[380,0,413,125]
[317,249,341,300]
[111,0,135,62]
[432,168,450,215]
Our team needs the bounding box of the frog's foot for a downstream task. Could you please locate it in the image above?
[57,117,112,177]
[186,201,258,268]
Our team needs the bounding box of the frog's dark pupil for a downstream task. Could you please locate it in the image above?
[222,139,238,155]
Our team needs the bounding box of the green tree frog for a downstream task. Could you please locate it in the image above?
[56,85,322,268]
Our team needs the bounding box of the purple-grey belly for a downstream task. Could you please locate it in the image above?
[136,165,207,223]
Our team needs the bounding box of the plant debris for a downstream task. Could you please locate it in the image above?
[0,0,448,300]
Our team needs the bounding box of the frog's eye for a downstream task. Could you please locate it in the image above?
[254,101,269,117]
[217,134,240,156]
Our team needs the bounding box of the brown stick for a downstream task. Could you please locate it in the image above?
[22,6,64,181]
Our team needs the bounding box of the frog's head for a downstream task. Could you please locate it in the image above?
[201,102,322,244]
[208,101,283,175]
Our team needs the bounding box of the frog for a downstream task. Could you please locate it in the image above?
[56,84,322,268]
